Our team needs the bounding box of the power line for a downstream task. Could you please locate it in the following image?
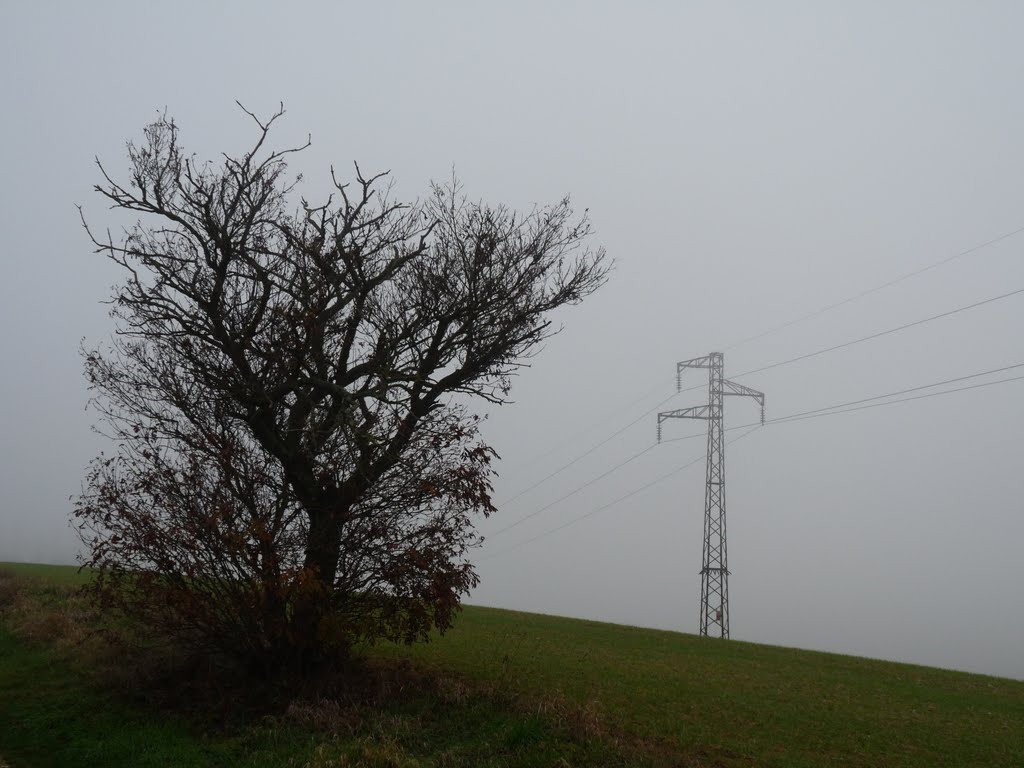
[721,223,1024,352]
[484,367,1024,559]
[499,236,1024,510]
[770,362,1024,424]
[496,392,676,507]
[770,372,1024,425]
[489,442,658,536]
[498,280,1022,508]
[666,286,1024,405]
[494,362,1024,541]
[481,226,1024,562]
[735,286,1024,380]
[502,382,666,473]
[661,361,1024,444]
[480,428,763,561]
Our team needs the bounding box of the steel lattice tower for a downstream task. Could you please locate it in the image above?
[657,353,764,638]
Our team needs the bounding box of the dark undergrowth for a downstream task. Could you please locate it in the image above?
[0,565,649,767]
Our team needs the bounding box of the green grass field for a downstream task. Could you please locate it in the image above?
[0,562,92,586]
[1,562,1022,767]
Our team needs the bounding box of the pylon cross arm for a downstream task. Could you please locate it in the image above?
[722,378,765,406]
[658,405,715,422]
[676,355,716,373]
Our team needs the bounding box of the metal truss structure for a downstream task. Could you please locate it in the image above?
[657,353,764,639]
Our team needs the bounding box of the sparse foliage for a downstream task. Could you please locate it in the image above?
[74,104,608,673]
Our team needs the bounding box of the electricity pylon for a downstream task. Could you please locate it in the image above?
[657,352,764,639]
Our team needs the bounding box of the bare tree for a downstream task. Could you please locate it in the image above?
[74,105,608,673]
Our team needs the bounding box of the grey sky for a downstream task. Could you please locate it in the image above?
[1,2,1022,679]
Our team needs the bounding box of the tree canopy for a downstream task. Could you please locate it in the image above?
[75,105,608,674]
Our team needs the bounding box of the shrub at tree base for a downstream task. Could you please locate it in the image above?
[74,104,608,676]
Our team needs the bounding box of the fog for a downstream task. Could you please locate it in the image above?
[1,2,1022,679]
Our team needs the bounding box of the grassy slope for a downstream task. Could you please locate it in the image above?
[0,562,92,586]
[376,607,1024,766]
[2,562,1023,767]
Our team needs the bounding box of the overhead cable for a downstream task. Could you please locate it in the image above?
[736,286,1024,379]
[486,368,1024,558]
[496,392,675,506]
[490,443,658,536]
[721,223,1024,352]
[500,233,1024,507]
[661,361,1024,444]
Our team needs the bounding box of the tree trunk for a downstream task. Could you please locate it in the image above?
[303,506,343,584]
[285,504,344,667]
